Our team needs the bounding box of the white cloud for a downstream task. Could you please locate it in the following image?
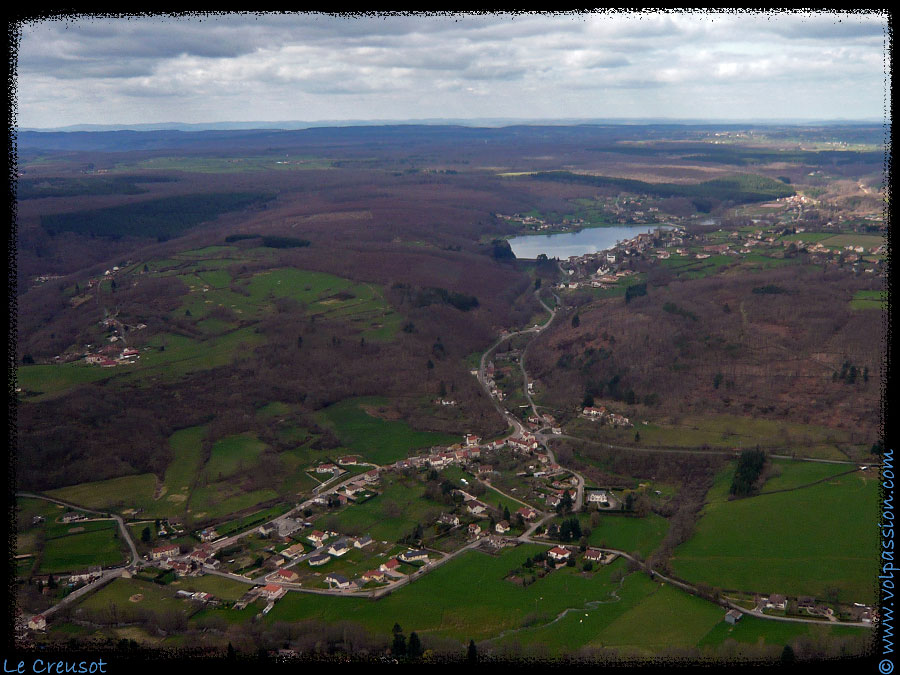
[14,10,889,127]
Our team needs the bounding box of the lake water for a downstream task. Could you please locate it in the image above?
[508,225,671,260]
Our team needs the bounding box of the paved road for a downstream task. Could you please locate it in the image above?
[17,491,140,567]
[15,491,148,621]
[513,535,874,629]
[200,535,487,598]
[209,468,382,553]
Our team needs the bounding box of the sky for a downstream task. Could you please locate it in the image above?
[14,10,890,129]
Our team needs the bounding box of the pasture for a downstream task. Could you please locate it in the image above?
[203,433,268,482]
[327,474,445,542]
[851,289,886,311]
[319,397,459,465]
[671,466,878,603]
[545,511,669,558]
[161,426,206,510]
[698,613,870,649]
[39,520,127,573]
[600,414,853,459]
[46,474,158,514]
[261,544,629,641]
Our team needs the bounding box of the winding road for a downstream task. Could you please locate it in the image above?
[17,280,875,631]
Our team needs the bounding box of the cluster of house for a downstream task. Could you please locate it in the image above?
[581,406,632,428]
[482,362,506,401]
[543,545,617,567]
[257,543,432,597]
[148,541,221,576]
[757,594,873,623]
[318,470,380,506]
[440,502,539,541]
[67,566,103,586]
[320,549,431,590]
[544,487,578,509]
[525,412,562,435]
[496,212,588,233]
[303,532,374,568]
[83,344,141,368]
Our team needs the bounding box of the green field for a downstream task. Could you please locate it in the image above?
[20,327,265,402]
[39,520,127,573]
[120,327,265,384]
[319,397,459,465]
[659,254,735,280]
[186,485,279,522]
[40,425,279,524]
[46,474,158,513]
[17,363,116,398]
[851,289,886,311]
[160,426,206,512]
[20,260,402,402]
[174,265,401,341]
[698,612,869,649]
[819,233,885,250]
[598,414,852,459]
[328,474,446,542]
[169,575,252,601]
[758,459,853,493]
[778,232,835,243]
[593,581,725,656]
[17,497,64,524]
[587,513,669,558]
[545,510,669,558]
[671,465,878,603]
[203,433,268,482]
[79,577,188,616]
[260,544,629,641]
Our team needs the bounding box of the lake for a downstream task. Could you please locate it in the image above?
[508,224,671,260]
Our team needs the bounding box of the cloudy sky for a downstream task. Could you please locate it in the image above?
[15,10,889,129]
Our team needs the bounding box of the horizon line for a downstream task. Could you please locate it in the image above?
[19,116,885,133]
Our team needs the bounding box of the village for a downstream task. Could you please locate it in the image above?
[553,197,885,292]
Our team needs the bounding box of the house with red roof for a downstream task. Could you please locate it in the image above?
[307,531,328,547]
[548,546,571,562]
[583,548,604,563]
[260,584,287,601]
[379,558,401,573]
[517,506,538,521]
[274,569,299,583]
